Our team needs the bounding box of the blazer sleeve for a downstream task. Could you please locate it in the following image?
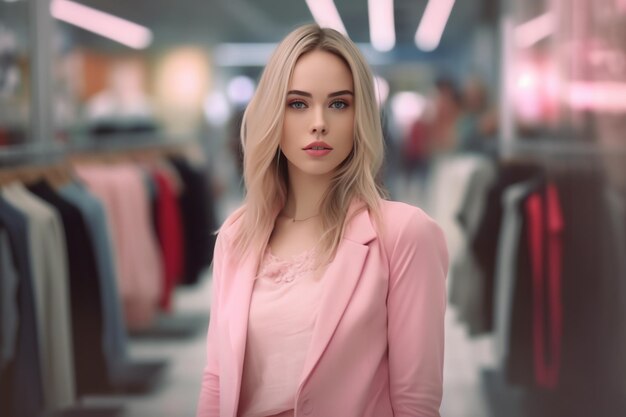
[387,209,449,417]
[197,232,225,417]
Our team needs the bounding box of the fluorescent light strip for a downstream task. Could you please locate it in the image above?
[368,0,395,52]
[515,13,554,48]
[415,0,456,51]
[305,0,348,36]
[50,0,152,49]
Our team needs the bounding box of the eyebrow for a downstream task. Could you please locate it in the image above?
[287,89,354,98]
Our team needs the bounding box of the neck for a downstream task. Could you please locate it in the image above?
[283,164,333,220]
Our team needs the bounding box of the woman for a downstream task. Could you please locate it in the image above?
[197,24,448,417]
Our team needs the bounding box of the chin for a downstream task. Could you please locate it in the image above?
[291,162,338,177]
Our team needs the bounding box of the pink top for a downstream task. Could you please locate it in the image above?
[237,246,324,417]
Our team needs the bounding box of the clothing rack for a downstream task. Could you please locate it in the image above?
[67,133,198,154]
[0,143,66,167]
[0,135,219,417]
[0,134,199,169]
[500,139,626,158]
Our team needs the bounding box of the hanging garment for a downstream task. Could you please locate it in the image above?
[27,180,109,395]
[0,228,19,372]
[525,184,564,389]
[76,164,163,329]
[557,171,625,415]
[151,167,185,312]
[449,156,497,335]
[1,183,76,408]
[0,195,44,417]
[59,181,130,382]
[493,179,537,366]
[603,186,626,408]
[168,156,217,285]
[504,201,534,388]
[470,162,542,334]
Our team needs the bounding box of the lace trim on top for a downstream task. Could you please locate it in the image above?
[257,246,318,284]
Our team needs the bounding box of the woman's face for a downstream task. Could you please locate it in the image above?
[280,49,355,178]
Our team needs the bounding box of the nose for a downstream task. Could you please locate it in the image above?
[310,108,327,136]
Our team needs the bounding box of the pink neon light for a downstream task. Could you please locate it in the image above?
[568,82,626,112]
[50,0,152,49]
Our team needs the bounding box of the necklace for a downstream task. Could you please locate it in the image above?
[281,213,320,222]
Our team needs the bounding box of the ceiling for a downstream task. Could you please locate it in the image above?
[66,0,495,53]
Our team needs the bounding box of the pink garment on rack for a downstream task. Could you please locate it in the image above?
[75,164,163,330]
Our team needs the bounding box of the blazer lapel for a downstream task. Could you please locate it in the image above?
[226,249,258,416]
[298,205,377,390]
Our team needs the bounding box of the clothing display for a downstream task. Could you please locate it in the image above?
[0,195,44,417]
[151,167,185,312]
[451,159,626,416]
[0,151,217,417]
[28,180,110,395]
[0,229,18,371]
[168,156,217,286]
[75,164,163,330]
[58,182,130,383]
[1,183,76,408]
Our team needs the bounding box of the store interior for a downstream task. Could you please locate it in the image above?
[1,0,626,416]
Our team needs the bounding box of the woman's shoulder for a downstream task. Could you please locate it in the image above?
[216,205,247,243]
[377,198,435,228]
[376,198,446,248]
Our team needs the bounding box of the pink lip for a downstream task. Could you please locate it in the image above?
[303,141,333,151]
[305,149,332,157]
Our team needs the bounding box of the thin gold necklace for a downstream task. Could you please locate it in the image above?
[281,213,320,222]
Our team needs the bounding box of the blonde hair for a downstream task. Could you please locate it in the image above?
[230,23,386,263]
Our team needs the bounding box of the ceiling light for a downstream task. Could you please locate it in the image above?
[204,92,231,126]
[391,92,427,126]
[227,76,256,105]
[368,0,395,52]
[415,0,456,51]
[50,0,152,49]
[515,13,554,48]
[568,81,626,112]
[305,0,348,36]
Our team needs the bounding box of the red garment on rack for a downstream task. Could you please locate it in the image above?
[152,168,185,312]
[525,183,564,389]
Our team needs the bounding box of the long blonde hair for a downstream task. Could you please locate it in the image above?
[230,23,386,263]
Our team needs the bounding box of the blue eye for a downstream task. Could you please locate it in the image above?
[288,100,307,110]
[330,100,348,109]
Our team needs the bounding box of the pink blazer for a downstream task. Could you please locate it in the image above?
[197,199,448,417]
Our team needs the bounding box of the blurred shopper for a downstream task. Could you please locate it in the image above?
[399,78,462,203]
[429,77,463,155]
[197,24,448,417]
[402,109,432,196]
[457,76,498,154]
